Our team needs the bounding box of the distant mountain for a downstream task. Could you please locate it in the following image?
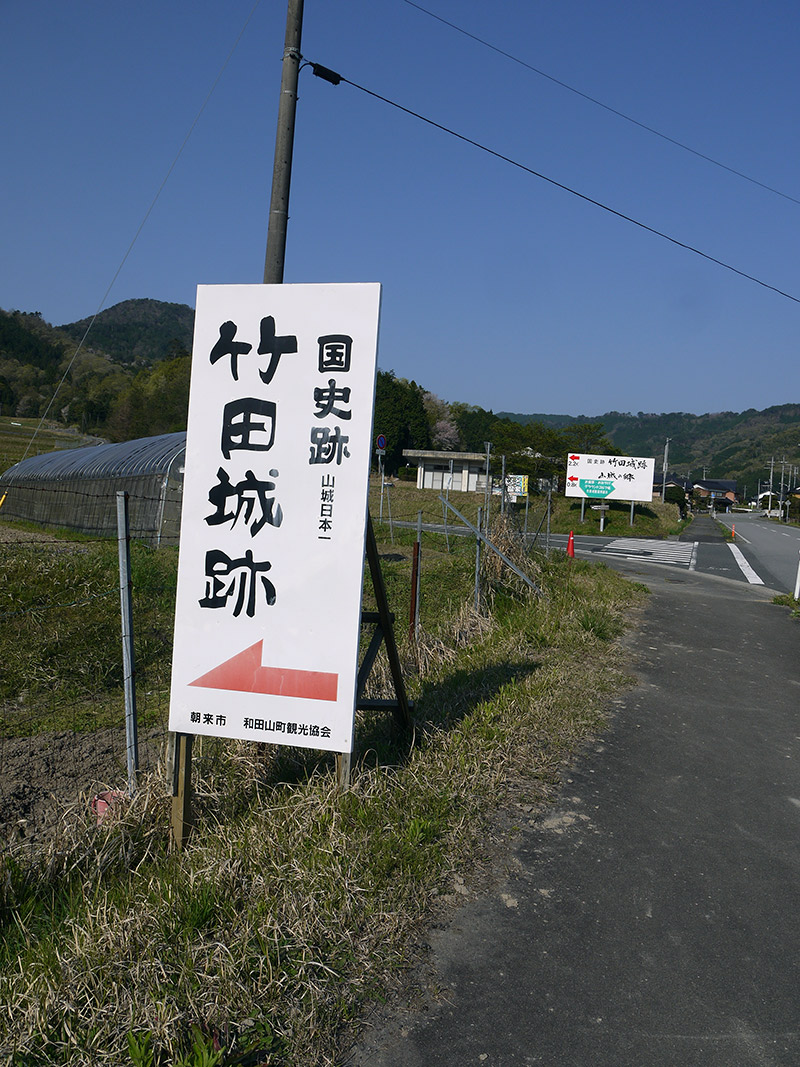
[4,299,799,496]
[59,298,194,365]
[503,407,800,496]
[498,412,582,429]
[0,302,190,435]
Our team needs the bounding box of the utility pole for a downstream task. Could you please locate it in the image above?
[765,456,775,514]
[264,0,305,284]
[661,438,671,500]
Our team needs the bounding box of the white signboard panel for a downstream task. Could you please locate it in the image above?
[565,452,654,502]
[504,474,529,497]
[169,283,381,753]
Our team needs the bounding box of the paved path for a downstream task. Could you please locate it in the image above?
[348,564,800,1066]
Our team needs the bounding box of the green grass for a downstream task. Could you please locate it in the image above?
[370,479,684,540]
[0,416,99,473]
[0,513,648,1065]
[0,533,177,734]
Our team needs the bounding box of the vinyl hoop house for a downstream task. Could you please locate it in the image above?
[0,431,186,545]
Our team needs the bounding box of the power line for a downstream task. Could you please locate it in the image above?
[19,0,265,466]
[401,0,800,209]
[310,64,800,306]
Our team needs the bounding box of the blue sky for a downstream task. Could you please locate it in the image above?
[3,0,799,417]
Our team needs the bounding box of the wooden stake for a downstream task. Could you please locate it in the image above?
[335,750,352,789]
[170,732,194,850]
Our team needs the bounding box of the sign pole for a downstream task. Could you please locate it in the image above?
[379,452,385,521]
[171,733,194,850]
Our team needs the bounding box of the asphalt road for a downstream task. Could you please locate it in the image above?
[715,513,800,595]
[387,511,800,592]
[348,559,800,1066]
[555,514,800,595]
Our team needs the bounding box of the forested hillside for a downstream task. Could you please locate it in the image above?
[3,300,797,494]
[0,302,191,438]
[58,298,193,365]
[503,407,800,496]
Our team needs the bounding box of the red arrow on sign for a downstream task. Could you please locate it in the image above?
[189,640,338,702]
[569,454,581,460]
[568,475,579,482]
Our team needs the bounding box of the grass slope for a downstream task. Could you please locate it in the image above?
[0,417,101,474]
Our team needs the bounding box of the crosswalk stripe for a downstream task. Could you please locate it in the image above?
[598,538,697,569]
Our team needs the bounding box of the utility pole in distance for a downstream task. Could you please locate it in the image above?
[264,0,304,284]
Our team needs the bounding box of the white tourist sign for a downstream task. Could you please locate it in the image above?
[565,452,654,502]
[169,283,381,753]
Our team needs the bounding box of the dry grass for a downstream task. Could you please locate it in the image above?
[0,542,647,1066]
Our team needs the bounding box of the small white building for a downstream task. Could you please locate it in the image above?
[402,449,489,492]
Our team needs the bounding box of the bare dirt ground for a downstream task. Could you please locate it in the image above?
[0,521,170,852]
[0,726,168,851]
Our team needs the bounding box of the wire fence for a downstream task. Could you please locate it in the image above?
[0,476,547,857]
[367,474,552,552]
[0,496,175,855]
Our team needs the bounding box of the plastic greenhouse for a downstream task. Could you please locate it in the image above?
[0,432,186,545]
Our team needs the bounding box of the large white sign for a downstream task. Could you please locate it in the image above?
[565,452,654,502]
[169,283,381,753]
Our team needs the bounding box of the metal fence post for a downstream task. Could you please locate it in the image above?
[414,510,422,639]
[116,490,139,795]
[475,506,483,612]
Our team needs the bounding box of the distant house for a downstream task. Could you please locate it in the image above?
[652,474,692,497]
[402,449,489,492]
[692,479,737,504]
[653,475,737,508]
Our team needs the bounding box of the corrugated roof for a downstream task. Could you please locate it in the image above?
[0,431,186,483]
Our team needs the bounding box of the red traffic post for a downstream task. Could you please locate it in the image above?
[567,530,575,558]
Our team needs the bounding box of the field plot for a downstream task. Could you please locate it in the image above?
[0,522,175,848]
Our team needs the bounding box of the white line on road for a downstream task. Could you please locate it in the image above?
[727,543,764,585]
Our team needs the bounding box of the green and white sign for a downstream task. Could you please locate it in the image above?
[579,479,615,498]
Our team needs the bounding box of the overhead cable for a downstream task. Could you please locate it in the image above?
[401,0,800,208]
[310,64,800,306]
[21,1,264,465]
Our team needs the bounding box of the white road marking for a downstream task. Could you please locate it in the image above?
[727,543,764,584]
[599,539,697,570]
